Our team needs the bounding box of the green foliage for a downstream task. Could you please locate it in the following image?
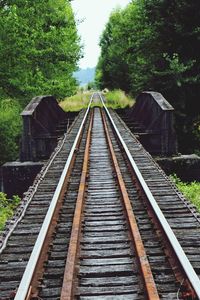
[60,91,91,112]
[192,116,200,155]
[0,0,81,165]
[87,81,96,90]
[170,174,200,211]
[96,1,200,153]
[60,89,134,111]
[0,99,22,165]
[95,8,131,92]
[0,192,20,231]
[97,0,200,100]
[105,90,134,109]
[0,0,81,104]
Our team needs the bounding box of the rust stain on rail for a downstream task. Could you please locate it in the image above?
[60,110,93,300]
[101,109,160,300]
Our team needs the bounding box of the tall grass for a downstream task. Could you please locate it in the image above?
[0,192,20,231]
[0,99,22,165]
[60,89,134,112]
[60,91,91,112]
[105,89,134,109]
[170,174,200,211]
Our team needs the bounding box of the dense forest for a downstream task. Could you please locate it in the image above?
[0,0,81,165]
[95,0,200,154]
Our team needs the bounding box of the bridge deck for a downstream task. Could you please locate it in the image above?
[0,94,200,299]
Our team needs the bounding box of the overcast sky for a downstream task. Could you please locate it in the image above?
[71,0,131,69]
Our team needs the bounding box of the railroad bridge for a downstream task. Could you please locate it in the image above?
[1,92,200,299]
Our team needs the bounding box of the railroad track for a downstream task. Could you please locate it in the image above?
[0,93,200,299]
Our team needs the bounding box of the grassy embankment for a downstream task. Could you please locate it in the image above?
[104,89,134,108]
[170,174,200,211]
[60,91,91,111]
[60,89,134,111]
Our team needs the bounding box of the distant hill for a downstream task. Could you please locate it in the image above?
[74,67,96,86]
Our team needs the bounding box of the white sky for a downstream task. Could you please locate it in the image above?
[71,0,131,69]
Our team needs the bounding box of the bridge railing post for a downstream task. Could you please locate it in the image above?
[129,91,177,156]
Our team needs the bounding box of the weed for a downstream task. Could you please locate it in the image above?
[0,192,20,231]
[60,91,91,112]
[105,89,134,109]
[170,174,200,211]
[60,89,134,112]
[0,98,22,165]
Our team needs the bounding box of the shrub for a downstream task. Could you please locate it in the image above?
[105,89,134,109]
[59,91,91,112]
[59,89,134,111]
[0,192,20,231]
[0,99,22,165]
[170,174,200,211]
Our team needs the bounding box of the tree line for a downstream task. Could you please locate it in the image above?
[95,0,200,153]
[0,0,81,164]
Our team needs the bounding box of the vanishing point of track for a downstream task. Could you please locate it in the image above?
[1,93,200,300]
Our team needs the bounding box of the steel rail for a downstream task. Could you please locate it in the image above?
[60,110,93,300]
[101,110,160,300]
[99,92,200,299]
[14,94,94,300]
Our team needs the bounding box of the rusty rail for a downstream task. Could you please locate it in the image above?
[60,106,159,300]
[101,110,160,300]
[99,92,200,299]
[14,95,94,300]
[60,111,93,299]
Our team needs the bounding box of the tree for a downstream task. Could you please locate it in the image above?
[96,0,200,153]
[0,99,22,165]
[0,0,81,103]
[95,8,131,92]
[0,0,82,165]
[139,0,200,115]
